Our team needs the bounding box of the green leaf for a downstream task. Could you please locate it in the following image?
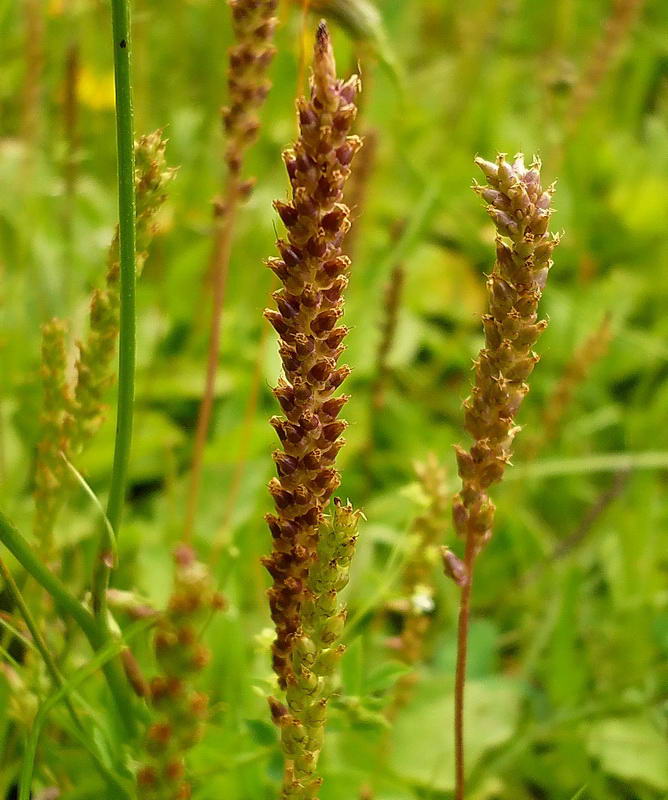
[245,718,277,747]
[587,716,668,790]
[340,636,364,697]
[78,408,185,483]
[390,677,521,792]
[62,452,117,561]
[364,660,412,695]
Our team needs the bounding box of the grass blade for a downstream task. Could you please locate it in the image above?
[18,618,151,800]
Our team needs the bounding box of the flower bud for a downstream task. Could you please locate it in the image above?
[441,547,468,587]
[475,157,499,183]
[319,610,347,644]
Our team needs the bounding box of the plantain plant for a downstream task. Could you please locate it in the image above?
[262,21,364,797]
[450,153,559,800]
[10,2,649,798]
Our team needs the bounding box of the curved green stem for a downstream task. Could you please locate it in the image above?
[93,0,136,621]
[19,619,153,800]
[0,509,96,638]
[0,510,138,736]
[0,561,131,792]
[0,557,82,729]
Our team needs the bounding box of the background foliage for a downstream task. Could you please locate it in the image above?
[1,0,667,797]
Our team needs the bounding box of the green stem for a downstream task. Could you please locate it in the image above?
[0,510,137,736]
[0,561,128,795]
[0,509,96,638]
[0,557,82,729]
[19,620,152,800]
[93,0,137,621]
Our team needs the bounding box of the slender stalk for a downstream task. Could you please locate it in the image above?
[63,43,80,202]
[453,535,476,800]
[93,0,137,619]
[360,259,403,489]
[183,188,240,542]
[371,262,404,412]
[210,317,271,559]
[184,0,277,541]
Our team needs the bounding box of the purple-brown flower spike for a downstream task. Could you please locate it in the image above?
[454,153,559,553]
[262,21,362,690]
[451,154,559,800]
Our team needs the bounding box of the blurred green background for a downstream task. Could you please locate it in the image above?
[1,0,668,797]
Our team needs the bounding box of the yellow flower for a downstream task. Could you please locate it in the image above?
[78,65,115,111]
[47,0,64,16]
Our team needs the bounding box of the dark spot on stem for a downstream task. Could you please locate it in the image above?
[120,39,127,48]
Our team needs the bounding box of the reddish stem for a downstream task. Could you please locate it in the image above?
[454,533,477,800]
[183,181,240,542]
[210,320,270,564]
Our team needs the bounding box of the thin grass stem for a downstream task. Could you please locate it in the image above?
[0,614,35,653]
[92,0,137,622]
[0,558,82,730]
[453,535,476,800]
